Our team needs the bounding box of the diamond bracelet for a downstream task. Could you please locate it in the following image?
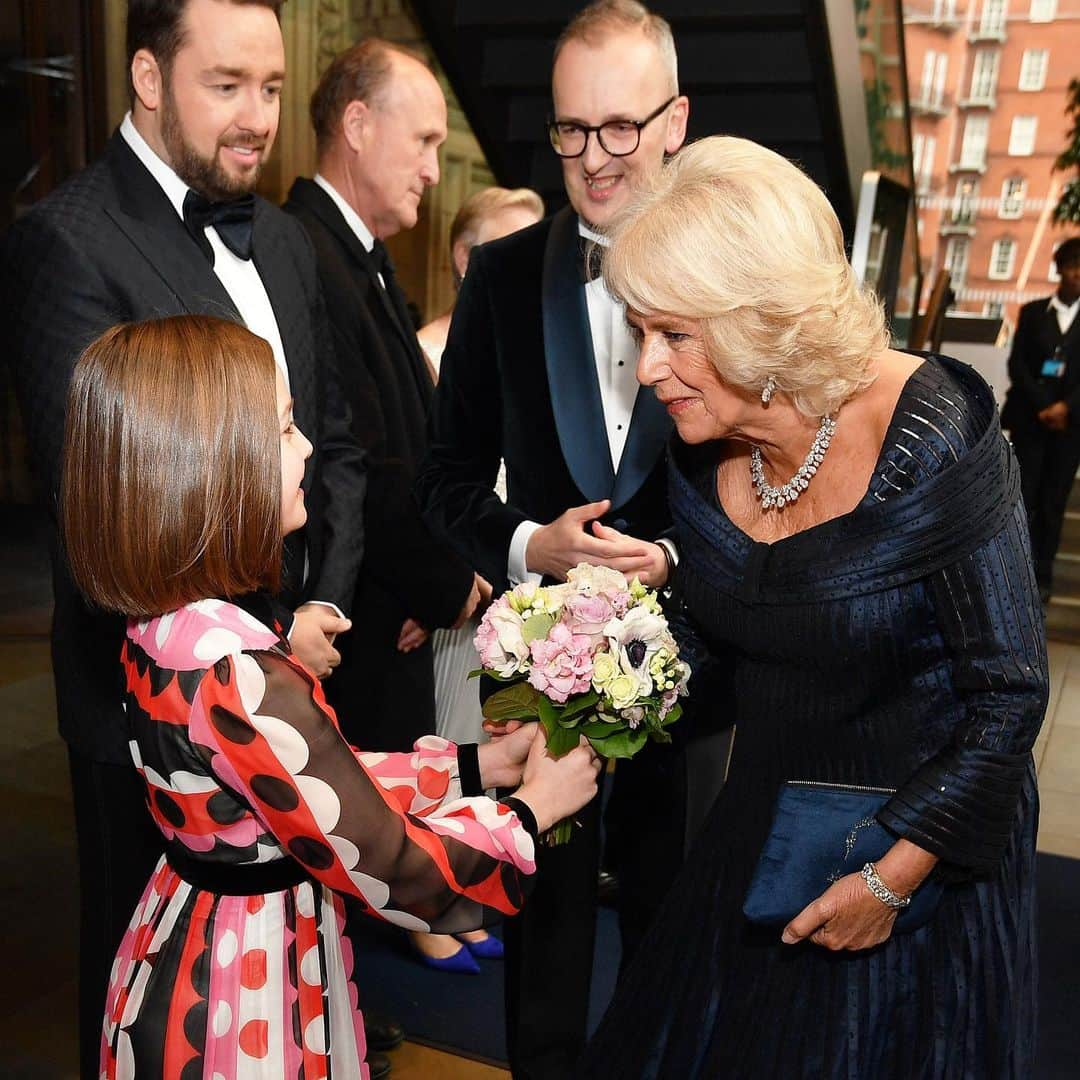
[860,861,911,910]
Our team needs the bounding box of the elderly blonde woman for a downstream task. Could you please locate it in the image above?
[578,137,1042,1078]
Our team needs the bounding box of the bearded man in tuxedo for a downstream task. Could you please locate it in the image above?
[416,2,697,1076]
[2,1,365,1072]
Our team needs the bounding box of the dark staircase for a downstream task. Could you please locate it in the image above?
[411,0,865,241]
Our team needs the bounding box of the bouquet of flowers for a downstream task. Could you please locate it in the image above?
[473,563,690,844]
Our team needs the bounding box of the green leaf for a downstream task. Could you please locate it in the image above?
[544,722,581,758]
[522,612,555,645]
[468,667,518,682]
[578,719,624,741]
[589,726,648,759]
[537,695,560,727]
[661,704,683,727]
[481,682,541,722]
[557,689,599,720]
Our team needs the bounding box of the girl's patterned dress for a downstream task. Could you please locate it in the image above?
[101,598,536,1078]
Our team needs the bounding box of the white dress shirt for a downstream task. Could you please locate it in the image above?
[1049,294,1079,337]
[119,115,350,619]
[506,220,641,585]
[119,114,289,388]
[313,174,387,288]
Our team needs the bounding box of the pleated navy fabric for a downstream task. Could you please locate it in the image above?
[578,356,1043,1079]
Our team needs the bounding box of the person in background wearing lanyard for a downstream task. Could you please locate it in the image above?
[1001,236,1080,603]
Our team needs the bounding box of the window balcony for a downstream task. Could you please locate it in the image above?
[968,29,1007,44]
[910,92,952,118]
[940,213,977,236]
[957,95,996,110]
[950,160,987,175]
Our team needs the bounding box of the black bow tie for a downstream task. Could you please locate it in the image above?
[578,236,604,283]
[183,190,255,264]
[369,239,395,282]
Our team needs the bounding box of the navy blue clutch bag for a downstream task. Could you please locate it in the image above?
[743,781,944,933]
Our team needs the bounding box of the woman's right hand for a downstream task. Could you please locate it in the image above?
[514,728,602,833]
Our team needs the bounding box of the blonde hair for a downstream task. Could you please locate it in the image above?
[62,316,282,616]
[603,136,888,418]
[450,186,545,284]
[554,0,678,95]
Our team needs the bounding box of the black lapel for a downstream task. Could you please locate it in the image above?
[1061,303,1080,349]
[251,199,316,442]
[101,132,240,322]
[542,206,614,502]
[611,379,673,509]
[287,179,431,403]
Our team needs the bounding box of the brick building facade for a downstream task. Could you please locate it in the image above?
[903,0,1080,330]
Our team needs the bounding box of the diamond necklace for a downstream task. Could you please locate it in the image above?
[749,414,837,511]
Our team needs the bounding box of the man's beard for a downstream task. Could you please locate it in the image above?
[161,84,265,201]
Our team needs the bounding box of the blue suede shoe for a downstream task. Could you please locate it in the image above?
[457,932,504,960]
[410,938,481,974]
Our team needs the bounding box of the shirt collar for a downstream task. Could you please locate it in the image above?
[119,112,190,220]
[578,219,610,248]
[1049,293,1080,316]
[314,174,376,253]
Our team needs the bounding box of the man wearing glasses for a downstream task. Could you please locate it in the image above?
[417,2,689,1075]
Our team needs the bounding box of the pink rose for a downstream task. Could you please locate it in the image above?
[527,622,595,704]
[474,596,529,678]
[562,592,614,640]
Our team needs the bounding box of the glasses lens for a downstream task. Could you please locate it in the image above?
[598,121,641,156]
[551,123,587,157]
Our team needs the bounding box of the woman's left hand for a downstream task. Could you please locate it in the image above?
[476,722,539,790]
[781,872,899,951]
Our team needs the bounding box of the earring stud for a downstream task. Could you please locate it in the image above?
[761,376,777,405]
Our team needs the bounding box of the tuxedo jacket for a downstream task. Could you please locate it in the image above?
[1001,296,1080,434]
[283,178,473,638]
[415,206,674,591]
[1,132,366,764]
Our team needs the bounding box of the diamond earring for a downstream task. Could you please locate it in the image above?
[761,376,777,405]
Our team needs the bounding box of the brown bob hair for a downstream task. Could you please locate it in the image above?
[61,315,282,617]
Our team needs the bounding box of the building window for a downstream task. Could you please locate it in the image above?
[1029,0,1056,21]
[913,133,937,192]
[984,301,1005,318]
[946,237,970,288]
[969,51,1000,101]
[989,239,1017,280]
[1018,49,1048,91]
[919,51,949,107]
[933,0,959,19]
[999,178,1026,218]
[1008,116,1038,156]
[952,178,979,224]
[959,115,989,168]
[980,0,1008,35]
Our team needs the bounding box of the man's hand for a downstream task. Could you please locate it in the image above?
[589,522,670,587]
[396,617,428,653]
[451,575,483,630]
[526,499,654,581]
[1038,401,1069,431]
[289,604,352,678]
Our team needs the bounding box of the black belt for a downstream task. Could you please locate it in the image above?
[166,845,313,895]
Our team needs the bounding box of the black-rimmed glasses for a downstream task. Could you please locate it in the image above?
[547,96,676,158]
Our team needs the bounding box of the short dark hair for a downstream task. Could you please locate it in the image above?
[126,0,283,100]
[62,316,282,617]
[310,38,424,156]
[1055,236,1080,270]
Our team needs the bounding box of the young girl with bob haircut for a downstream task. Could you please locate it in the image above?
[62,315,599,1079]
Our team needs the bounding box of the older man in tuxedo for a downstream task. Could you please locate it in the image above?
[1,1,366,1072]
[283,43,477,753]
[416,2,693,1076]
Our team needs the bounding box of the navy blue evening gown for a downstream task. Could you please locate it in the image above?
[579,356,1042,1078]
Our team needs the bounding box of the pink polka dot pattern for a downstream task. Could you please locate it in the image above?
[101,599,537,1078]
